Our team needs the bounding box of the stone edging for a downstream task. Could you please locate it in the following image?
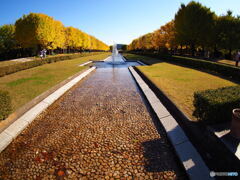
[0,68,93,134]
[132,65,240,170]
[78,61,93,66]
[137,61,147,66]
[121,56,127,62]
[129,66,212,180]
[0,67,96,153]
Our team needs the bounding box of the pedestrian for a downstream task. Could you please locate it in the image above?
[43,49,47,58]
[40,50,43,59]
[235,51,240,67]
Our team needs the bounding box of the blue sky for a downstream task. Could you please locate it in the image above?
[1,0,239,45]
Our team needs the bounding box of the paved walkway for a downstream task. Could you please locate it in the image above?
[9,57,33,63]
[0,59,186,179]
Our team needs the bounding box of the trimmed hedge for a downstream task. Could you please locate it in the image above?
[0,90,12,121]
[131,52,240,82]
[193,86,240,124]
[0,52,105,77]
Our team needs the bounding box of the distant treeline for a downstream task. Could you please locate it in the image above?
[0,13,109,60]
[128,1,240,59]
[109,44,127,51]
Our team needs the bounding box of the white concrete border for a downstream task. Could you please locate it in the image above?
[78,61,92,66]
[103,56,112,62]
[129,66,212,180]
[121,55,127,62]
[104,55,126,64]
[0,67,96,153]
[137,61,147,66]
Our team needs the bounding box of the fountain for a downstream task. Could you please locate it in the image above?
[106,43,125,64]
[112,44,118,64]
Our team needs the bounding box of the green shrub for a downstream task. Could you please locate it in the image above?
[0,52,103,77]
[131,52,240,82]
[0,90,12,121]
[164,55,240,82]
[193,86,240,124]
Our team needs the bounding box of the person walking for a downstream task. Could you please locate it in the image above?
[235,51,240,67]
[43,49,47,58]
[40,50,43,59]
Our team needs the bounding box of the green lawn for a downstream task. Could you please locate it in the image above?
[124,53,238,120]
[124,53,240,68]
[0,52,99,67]
[124,53,160,64]
[0,53,110,112]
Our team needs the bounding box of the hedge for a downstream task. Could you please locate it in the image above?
[0,52,104,77]
[130,52,240,82]
[0,90,12,121]
[193,86,240,124]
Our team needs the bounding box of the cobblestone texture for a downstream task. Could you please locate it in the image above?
[0,62,187,179]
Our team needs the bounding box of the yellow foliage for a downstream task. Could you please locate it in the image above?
[128,21,176,51]
[15,13,108,51]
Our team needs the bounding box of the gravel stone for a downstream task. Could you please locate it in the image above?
[0,62,186,179]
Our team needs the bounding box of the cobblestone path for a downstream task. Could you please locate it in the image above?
[0,61,186,179]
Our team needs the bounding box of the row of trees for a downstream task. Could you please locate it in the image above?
[128,1,240,59]
[0,13,109,60]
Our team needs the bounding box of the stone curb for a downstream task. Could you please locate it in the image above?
[121,55,127,62]
[104,55,127,62]
[137,61,147,66]
[129,66,212,180]
[103,56,112,62]
[78,61,92,66]
[0,67,96,153]
[0,67,93,134]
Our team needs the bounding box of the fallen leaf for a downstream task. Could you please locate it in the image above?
[57,170,65,176]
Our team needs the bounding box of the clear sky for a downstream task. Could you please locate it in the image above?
[1,0,239,45]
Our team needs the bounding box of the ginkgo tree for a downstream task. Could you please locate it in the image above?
[128,21,176,52]
[14,13,108,55]
[15,13,57,50]
[215,11,240,57]
[128,1,240,58]
[174,1,215,56]
[0,24,16,53]
[65,27,82,52]
[52,20,66,50]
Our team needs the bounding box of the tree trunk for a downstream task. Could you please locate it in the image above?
[229,48,232,59]
[213,45,218,58]
[202,46,205,57]
[180,45,183,55]
[191,43,195,57]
